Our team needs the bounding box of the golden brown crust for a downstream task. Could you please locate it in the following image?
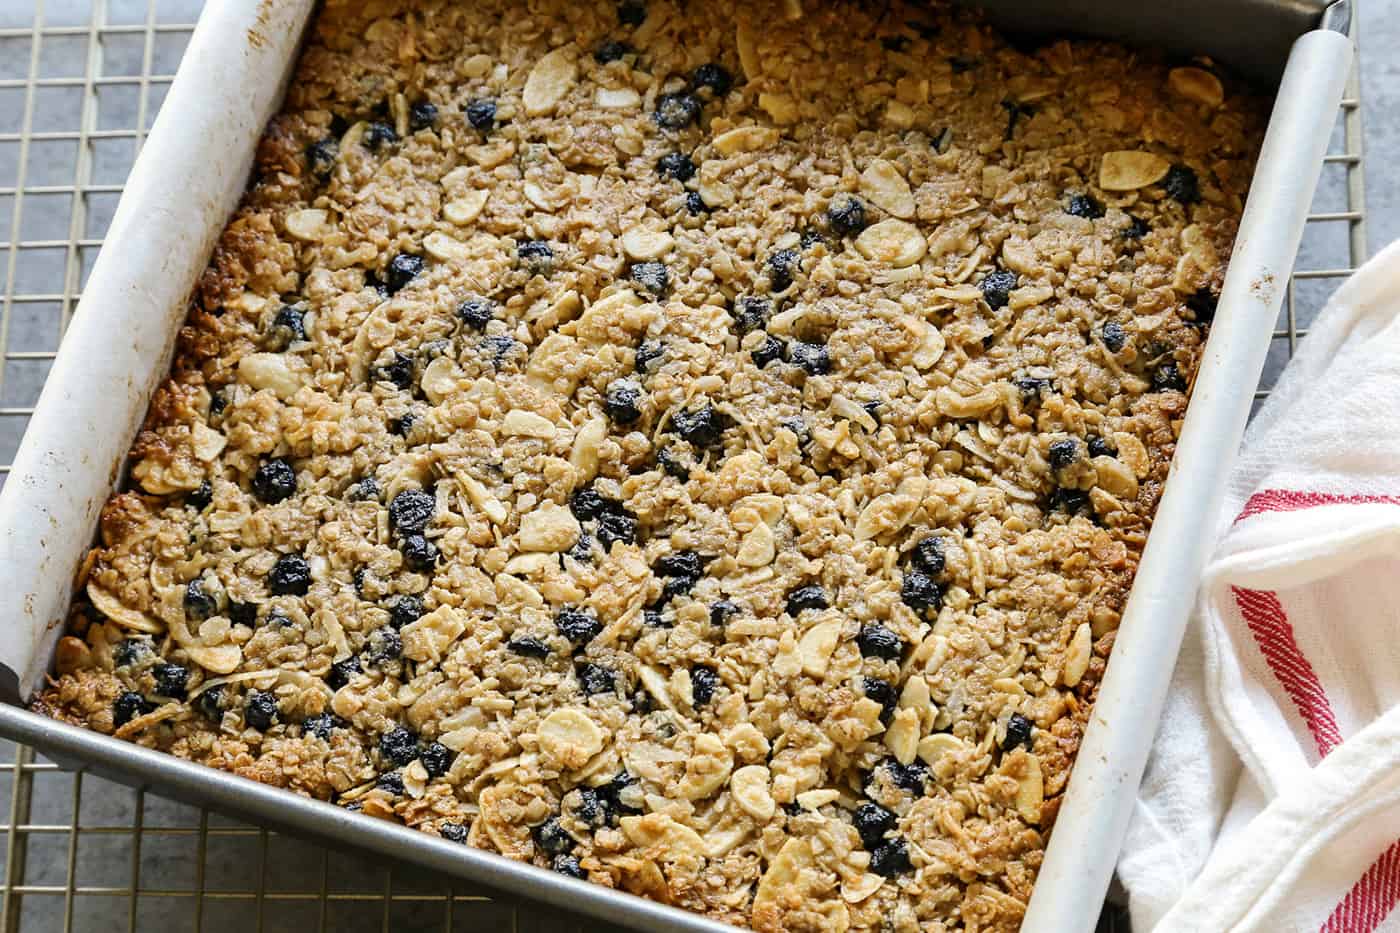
[36,0,1266,928]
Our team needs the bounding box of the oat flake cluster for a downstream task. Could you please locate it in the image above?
[35,0,1266,928]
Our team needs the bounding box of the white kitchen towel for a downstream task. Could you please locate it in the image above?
[1118,238,1400,933]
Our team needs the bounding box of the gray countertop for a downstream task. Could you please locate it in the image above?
[0,1,1394,931]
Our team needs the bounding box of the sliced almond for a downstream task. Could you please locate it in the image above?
[1168,67,1224,108]
[911,319,945,369]
[713,125,779,155]
[798,619,841,678]
[736,522,776,567]
[1092,455,1139,500]
[1063,622,1093,688]
[794,788,838,809]
[87,582,162,633]
[917,732,966,768]
[569,416,608,483]
[841,873,885,904]
[854,219,926,267]
[420,356,460,405]
[502,410,556,439]
[730,765,776,821]
[523,48,577,116]
[285,208,329,242]
[754,838,813,918]
[595,86,641,109]
[1012,752,1045,823]
[620,813,707,856]
[860,159,915,219]
[678,733,733,800]
[424,231,468,262]
[1099,150,1171,191]
[1114,432,1151,478]
[401,606,468,663]
[935,384,1001,418]
[773,629,802,678]
[620,228,674,261]
[187,642,242,674]
[190,422,226,462]
[538,708,606,770]
[238,352,303,399]
[698,161,735,208]
[444,190,489,225]
[517,502,581,552]
[884,708,920,764]
[458,473,508,525]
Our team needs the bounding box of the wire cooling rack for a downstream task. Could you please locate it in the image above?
[0,1,1370,931]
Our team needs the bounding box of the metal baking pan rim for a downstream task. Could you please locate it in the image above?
[0,1,1355,932]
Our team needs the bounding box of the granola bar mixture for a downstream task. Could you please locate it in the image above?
[34,0,1266,928]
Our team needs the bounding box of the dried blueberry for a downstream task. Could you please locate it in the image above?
[269,553,312,596]
[684,191,707,215]
[900,571,942,613]
[1017,377,1053,404]
[113,639,151,668]
[657,446,690,482]
[479,334,521,365]
[630,261,669,296]
[595,511,638,551]
[1153,362,1187,392]
[439,822,468,843]
[766,249,800,293]
[594,40,632,63]
[389,594,424,628]
[389,414,415,438]
[1123,215,1150,239]
[389,489,435,535]
[245,690,278,730]
[604,379,644,425]
[306,137,337,175]
[598,772,640,816]
[327,655,362,690]
[556,606,603,645]
[553,854,586,878]
[571,786,606,826]
[1048,486,1091,515]
[184,579,218,620]
[569,486,619,521]
[1002,712,1034,750]
[252,458,297,504]
[656,152,696,182]
[786,584,828,616]
[420,741,453,778]
[1102,321,1127,352]
[302,712,338,740]
[1185,287,1218,326]
[800,227,826,249]
[654,93,700,130]
[577,662,617,695]
[709,599,739,627]
[788,341,830,375]
[534,817,574,855]
[379,725,418,766]
[1087,434,1117,458]
[853,801,896,850]
[113,691,151,728]
[690,665,718,706]
[518,240,554,274]
[732,296,771,334]
[465,98,496,132]
[979,270,1017,310]
[456,296,495,329]
[400,534,438,572]
[385,253,424,294]
[910,536,945,576]
[672,404,726,448]
[877,757,928,795]
[349,476,380,502]
[1162,164,1200,204]
[376,352,415,390]
[1065,194,1104,219]
[568,536,594,562]
[409,101,438,131]
[634,339,665,374]
[643,606,669,628]
[1047,438,1079,471]
[271,304,306,344]
[195,685,225,721]
[827,196,867,236]
[863,678,898,722]
[364,121,398,149]
[869,838,912,877]
[752,334,786,368]
[690,63,732,97]
[617,0,646,25]
[857,623,903,660]
[377,771,405,795]
[508,636,550,659]
[152,662,188,700]
[367,626,402,664]
[654,550,705,582]
[228,602,258,628]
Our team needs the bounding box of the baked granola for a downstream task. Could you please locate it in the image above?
[34,0,1266,928]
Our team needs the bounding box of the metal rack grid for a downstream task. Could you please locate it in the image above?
[0,1,1370,931]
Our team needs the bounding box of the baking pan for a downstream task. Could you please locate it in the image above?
[0,1,1353,930]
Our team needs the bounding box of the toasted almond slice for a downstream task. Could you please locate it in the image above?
[1093,454,1139,500]
[1114,432,1151,478]
[917,732,966,768]
[754,838,813,916]
[424,231,468,262]
[517,502,581,552]
[538,708,606,770]
[285,208,329,242]
[841,873,885,903]
[444,190,489,225]
[1014,752,1045,823]
[798,619,841,678]
[860,159,915,219]
[190,422,226,462]
[714,125,779,155]
[854,219,926,267]
[401,606,469,663]
[620,228,674,261]
[569,416,608,483]
[502,410,556,439]
[678,733,733,800]
[731,765,776,821]
[911,319,945,369]
[1099,150,1171,191]
[1168,66,1224,107]
[238,352,304,399]
[795,788,839,809]
[87,582,162,633]
[595,86,641,109]
[736,522,776,567]
[1063,621,1093,688]
[186,642,242,674]
[620,813,707,856]
[420,356,460,405]
[523,48,577,116]
[884,708,920,764]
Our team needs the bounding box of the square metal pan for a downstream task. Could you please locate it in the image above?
[0,2,1353,930]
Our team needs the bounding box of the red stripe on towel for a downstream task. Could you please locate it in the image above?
[1236,489,1400,523]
